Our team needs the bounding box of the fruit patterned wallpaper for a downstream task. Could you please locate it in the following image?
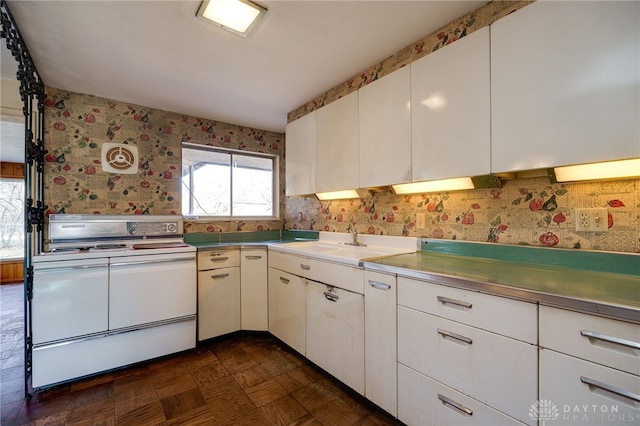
[284,177,640,253]
[43,87,285,234]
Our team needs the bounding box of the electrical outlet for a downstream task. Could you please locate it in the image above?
[575,208,608,232]
[416,213,426,229]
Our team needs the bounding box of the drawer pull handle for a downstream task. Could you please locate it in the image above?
[437,394,473,416]
[279,277,290,284]
[580,376,640,403]
[300,264,311,270]
[580,330,640,350]
[211,273,230,279]
[324,291,339,302]
[245,255,262,260]
[437,328,473,345]
[368,280,391,290]
[437,296,472,309]
[210,256,229,262]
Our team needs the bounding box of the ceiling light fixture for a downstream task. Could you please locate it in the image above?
[551,158,640,182]
[197,0,267,36]
[315,190,360,201]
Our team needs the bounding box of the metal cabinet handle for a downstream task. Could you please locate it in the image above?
[324,291,339,302]
[437,394,473,416]
[437,328,473,345]
[437,296,472,309]
[580,330,640,350]
[580,376,640,403]
[209,256,229,262]
[211,273,230,279]
[368,280,391,290]
[245,255,262,260]
[279,277,290,284]
[300,263,311,270]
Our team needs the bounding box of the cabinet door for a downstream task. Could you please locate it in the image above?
[364,270,398,416]
[198,267,241,340]
[306,280,365,395]
[315,91,359,193]
[540,349,640,425]
[491,1,640,173]
[268,268,306,355]
[359,66,411,187]
[411,26,490,181]
[285,111,316,196]
[240,249,268,331]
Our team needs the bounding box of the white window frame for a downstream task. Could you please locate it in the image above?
[181,142,279,221]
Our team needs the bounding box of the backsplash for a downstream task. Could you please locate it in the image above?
[284,177,640,253]
[43,87,284,233]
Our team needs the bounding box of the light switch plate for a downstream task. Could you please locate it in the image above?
[575,208,608,232]
[416,213,426,229]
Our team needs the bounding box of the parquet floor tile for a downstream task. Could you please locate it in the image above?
[1,283,403,425]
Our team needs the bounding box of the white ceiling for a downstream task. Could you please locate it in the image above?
[3,0,485,136]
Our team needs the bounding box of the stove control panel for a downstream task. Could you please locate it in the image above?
[127,221,181,236]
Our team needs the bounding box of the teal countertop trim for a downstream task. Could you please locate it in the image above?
[184,230,319,248]
[421,239,640,276]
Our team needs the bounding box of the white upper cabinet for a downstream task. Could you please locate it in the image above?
[359,66,412,187]
[285,111,316,196]
[315,91,359,193]
[491,1,640,173]
[411,27,491,181]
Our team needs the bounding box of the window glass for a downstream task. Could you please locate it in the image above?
[182,146,277,218]
[0,178,24,259]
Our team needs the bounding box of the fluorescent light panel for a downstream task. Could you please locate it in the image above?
[197,0,266,36]
[392,177,475,195]
[554,158,640,182]
[315,189,360,201]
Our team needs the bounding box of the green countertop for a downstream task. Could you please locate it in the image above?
[363,240,640,323]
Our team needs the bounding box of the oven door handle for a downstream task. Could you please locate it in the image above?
[35,264,108,273]
[110,258,193,267]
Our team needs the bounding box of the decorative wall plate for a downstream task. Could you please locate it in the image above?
[101,143,139,174]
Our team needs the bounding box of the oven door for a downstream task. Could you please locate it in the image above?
[109,251,196,329]
[32,258,109,344]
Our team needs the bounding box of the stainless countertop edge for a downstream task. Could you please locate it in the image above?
[361,261,640,325]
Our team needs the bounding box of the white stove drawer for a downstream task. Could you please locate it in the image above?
[32,258,109,344]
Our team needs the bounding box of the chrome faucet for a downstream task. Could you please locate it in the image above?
[346,223,365,246]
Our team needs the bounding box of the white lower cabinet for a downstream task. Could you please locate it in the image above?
[197,267,241,340]
[539,349,640,425]
[240,249,268,331]
[306,279,365,395]
[398,364,525,426]
[398,306,536,423]
[267,267,306,355]
[364,270,398,416]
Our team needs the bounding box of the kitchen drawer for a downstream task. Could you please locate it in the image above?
[398,306,537,423]
[398,276,537,344]
[197,249,239,270]
[398,364,525,426]
[540,349,640,424]
[540,305,640,376]
[269,251,364,294]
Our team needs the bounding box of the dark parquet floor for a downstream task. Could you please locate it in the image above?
[1,283,402,425]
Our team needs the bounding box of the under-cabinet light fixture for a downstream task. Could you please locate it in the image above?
[315,189,360,201]
[197,0,267,36]
[552,158,640,183]
[392,177,475,195]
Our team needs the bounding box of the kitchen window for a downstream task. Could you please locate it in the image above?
[0,177,24,259]
[181,144,278,219]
